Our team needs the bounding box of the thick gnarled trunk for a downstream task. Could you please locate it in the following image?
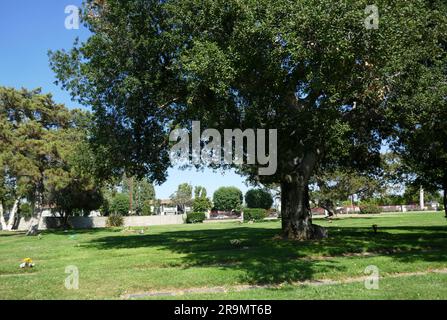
[281,178,327,240]
[280,150,327,240]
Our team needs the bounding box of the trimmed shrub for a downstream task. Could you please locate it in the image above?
[186,212,206,224]
[244,208,267,222]
[213,187,243,212]
[360,204,381,215]
[245,189,273,209]
[106,214,124,227]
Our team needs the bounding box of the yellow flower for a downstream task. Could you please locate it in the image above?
[23,258,33,264]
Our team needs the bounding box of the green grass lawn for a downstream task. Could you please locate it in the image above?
[0,212,446,300]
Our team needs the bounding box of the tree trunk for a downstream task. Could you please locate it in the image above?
[320,201,335,217]
[6,199,20,231]
[443,187,447,218]
[281,178,328,240]
[26,202,43,236]
[0,202,7,230]
[62,211,70,229]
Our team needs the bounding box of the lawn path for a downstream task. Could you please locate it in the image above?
[122,268,447,299]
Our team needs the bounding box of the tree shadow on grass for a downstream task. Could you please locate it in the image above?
[318,226,447,261]
[85,224,447,285]
[86,226,344,284]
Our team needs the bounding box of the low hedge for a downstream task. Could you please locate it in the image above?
[186,212,206,224]
[106,214,124,227]
[359,204,382,215]
[244,208,267,222]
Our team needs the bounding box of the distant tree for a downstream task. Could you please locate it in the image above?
[192,186,212,213]
[18,203,33,219]
[192,198,212,213]
[213,187,243,212]
[385,2,447,217]
[171,183,193,213]
[194,186,207,199]
[391,90,447,215]
[140,201,153,216]
[376,195,406,206]
[45,117,104,227]
[0,167,17,230]
[245,189,273,210]
[48,186,103,226]
[110,193,130,216]
[311,169,384,216]
[0,87,44,230]
[97,183,118,216]
[122,176,156,215]
[402,186,442,206]
[0,87,103,234]
[368,152,414,206]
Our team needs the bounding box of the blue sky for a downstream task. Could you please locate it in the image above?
[0,0,249,199]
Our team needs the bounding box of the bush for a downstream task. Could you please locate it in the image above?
[360,204,382,215]
[110,193,130,216]
[245,189,273,209]
[192,197,212,213]
[19,203,33,219]
[186,212,206,224]
[140,201,153,216]
[244,208,267,222]
[213,187,243,212]
[106,214,124,227]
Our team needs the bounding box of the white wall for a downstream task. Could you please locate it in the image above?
[14,215,187,231]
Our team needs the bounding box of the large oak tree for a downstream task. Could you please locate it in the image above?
[50,0,446,239]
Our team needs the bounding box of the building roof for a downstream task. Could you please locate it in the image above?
[150,199,176,206]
